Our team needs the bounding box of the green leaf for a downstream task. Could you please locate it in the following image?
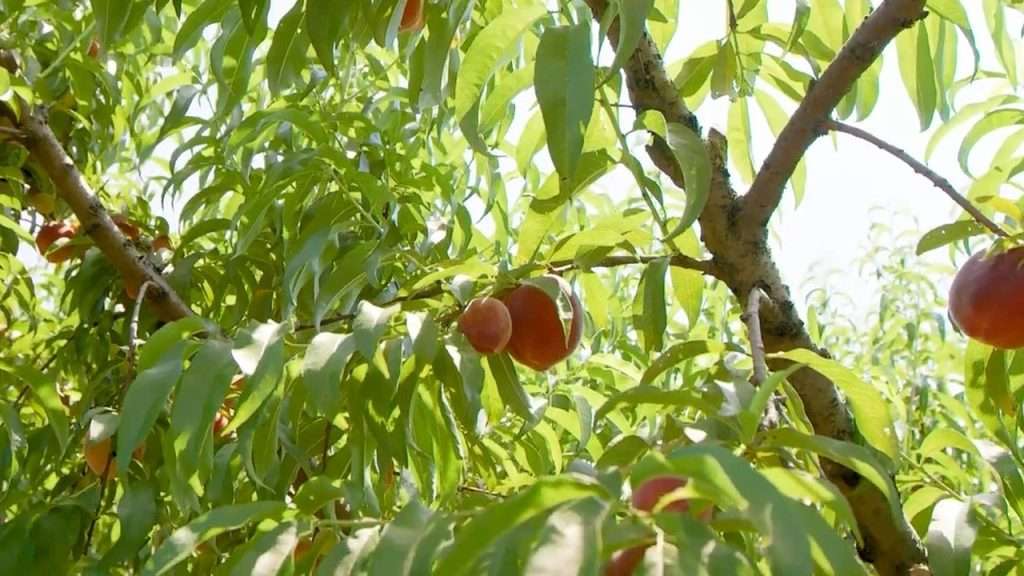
[663,123,711,240]
[659,445,867,575]
[169,340,238,479]
[137,316,208,372]
[294,475,346,515]
[172,0,232,59]
[738,365,802,443]
[535,20,595,186]
[455,2,547,121]
[367,499,433,576]
[353,302,398,360]
[525,498,608,576]
[762,428,901,517]
[303,332,356,419]
[118,341,189,473]
[606,0,655,82]
[771,349,899,460]
[305,0,348,73]
[727,97,755,183]
[596,385,717,420]
[639,339,724,385]
[141,502,288,576]
[226,321,288,434]
[486,353,533,422]
[926,0,978,75]
[92,0,132,48]
[433,476,607,576]
[786,0,811,50]
[266,3,308,95]
[916,221,987,255]
[633,257,669,352]
[983,0,1017,86]
[926,499,976,576]
[99,481,158,568]
[228,521,299,576]
[0,362,68,450]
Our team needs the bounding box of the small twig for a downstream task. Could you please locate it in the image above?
[127,281,155,372]
[458,485,504,498]
[549,253,718,277]
[0,126,25,140]
[827,120,1010,238]
[320,420,332,474]
[82,452,114,557]
[743,287,769,386]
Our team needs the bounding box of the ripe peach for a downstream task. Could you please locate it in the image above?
[212,410,230,436]
[399,0,424,32]
[458,297,512,355]
[949,246,1024,349]
[36,221,84,263]
[83,436,145,479]
[112,213,141,240]
[604,546,647,576]
[501,275,583,371]
[152,234,172,252]
[632,475,691,513]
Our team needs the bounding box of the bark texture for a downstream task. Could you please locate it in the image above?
[582,1,930,574]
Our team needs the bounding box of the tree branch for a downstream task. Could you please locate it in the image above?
[742,0,927,228]
[827,120,1010,238]
[581,4,929,575]
[743,287,768,386]
[1,49,192,323]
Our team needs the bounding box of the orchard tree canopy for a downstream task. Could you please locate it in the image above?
[1,0,1024,575]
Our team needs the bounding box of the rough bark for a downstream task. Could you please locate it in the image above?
[583,1,930,574]
[1,49,192,323]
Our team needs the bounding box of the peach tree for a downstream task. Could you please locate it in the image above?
[1,1,1022,575]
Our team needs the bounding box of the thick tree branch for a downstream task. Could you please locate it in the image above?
[21,111,193,322]
[1,49,191,323]
[742,0,927,228]
[583,4,929,575]
[827,120,1010,237]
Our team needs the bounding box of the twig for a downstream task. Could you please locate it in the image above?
[0,126,24,140]
[0,48,192,323]
[458,484,504,499]
[320,420,331,473]
[548,253,718,277]
[82,450,114,557]
[743,287,769,386]
[742,0,927,229]
[827,120,1010,238]
[301,253,717,332]
[127,281,154,372]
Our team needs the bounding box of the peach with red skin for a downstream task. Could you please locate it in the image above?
[112,213,141,241]
[949,246,1024,349]
[602,475,711,575]
[501,275,583,371]
[399,0,425,32]
[458,297,513,355]
[87,38,101,59]
[36,221,85,263]
[152,234,172,252]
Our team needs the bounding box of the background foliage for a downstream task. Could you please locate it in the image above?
[0,0,1023,574]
